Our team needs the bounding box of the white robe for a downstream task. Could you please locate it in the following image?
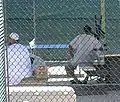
[7,43,32,85]
[69,34,102,66]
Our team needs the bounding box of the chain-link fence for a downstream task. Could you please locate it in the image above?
[3,0,120,102]
[0,0,6,102]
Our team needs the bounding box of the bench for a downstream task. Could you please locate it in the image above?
[29,44,120,83]
[45,54,120,84]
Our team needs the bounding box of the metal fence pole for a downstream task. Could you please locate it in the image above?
[0,0,7,102]
[101,0,106,33]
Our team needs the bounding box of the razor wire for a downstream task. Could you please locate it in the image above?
[4,0,120,102]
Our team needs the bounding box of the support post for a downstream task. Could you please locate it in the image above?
[0,0,7,102]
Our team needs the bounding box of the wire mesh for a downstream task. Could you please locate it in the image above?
[4,0,120,102]
[0,0,7,102]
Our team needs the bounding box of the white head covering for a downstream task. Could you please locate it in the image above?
[9,32,19,40]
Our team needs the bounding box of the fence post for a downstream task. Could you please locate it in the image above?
[0,0,7,102]
[101,0,106,33]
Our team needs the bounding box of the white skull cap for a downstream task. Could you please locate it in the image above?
[9,32,19,40]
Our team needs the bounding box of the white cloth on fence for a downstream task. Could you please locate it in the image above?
[69,34,102,66]
[8,43,32,85]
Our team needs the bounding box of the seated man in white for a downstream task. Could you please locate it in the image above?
[65,25,103,84]
[7,32,32,85]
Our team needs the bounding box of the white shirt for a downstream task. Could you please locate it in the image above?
[69,34,102,66]
[8,43,32,85]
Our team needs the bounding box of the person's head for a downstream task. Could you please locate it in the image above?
[84,25,92,34]
[8,33,19,45]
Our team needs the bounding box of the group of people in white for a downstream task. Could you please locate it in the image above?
[7,25,103,85]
